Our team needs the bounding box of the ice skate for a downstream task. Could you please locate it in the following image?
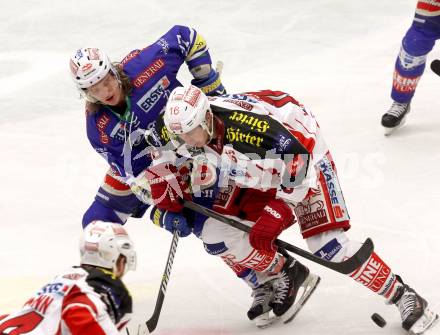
[270,256,320,323]
[247,280,274,323]
[381,101,410,135]
[388,277,439,334]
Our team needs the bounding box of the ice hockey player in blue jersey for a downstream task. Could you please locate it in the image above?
[69,25,225,226]
[382,1,440,135]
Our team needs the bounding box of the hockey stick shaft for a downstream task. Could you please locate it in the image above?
[183,200,374,275]
[145,229,180,333]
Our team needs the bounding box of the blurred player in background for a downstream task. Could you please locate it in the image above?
[382,1,440,135]
[0,221,136,335]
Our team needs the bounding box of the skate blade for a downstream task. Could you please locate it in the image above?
[409,307,439,335]
[383,116,407,136]
[255,312,275,329]
[282,274,321,324]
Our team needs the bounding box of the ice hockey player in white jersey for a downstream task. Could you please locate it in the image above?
[142,85,438,333]
[0,221,136,335]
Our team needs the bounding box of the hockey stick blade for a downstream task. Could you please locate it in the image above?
[145,230,180,333]
[183,201,374,274]
[431,59,440,76]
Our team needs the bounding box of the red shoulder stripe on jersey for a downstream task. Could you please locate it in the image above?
[62,285,98,316]
[63,306,107,335]
[62,285,107,335]
[104,173,131,191]
[417,1,440,12]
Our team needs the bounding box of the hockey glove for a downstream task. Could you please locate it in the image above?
[249,199,295,252]
[191,69,226,96]
[144,163,191,212]
[150,207,192,237]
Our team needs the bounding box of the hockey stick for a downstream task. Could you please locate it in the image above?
[145,229,180,333]
[183,200,374,275]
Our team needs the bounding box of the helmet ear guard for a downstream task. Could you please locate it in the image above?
[79,221,137,275]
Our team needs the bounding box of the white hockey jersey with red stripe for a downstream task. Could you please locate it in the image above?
[0,266,130,335]
[156,90,329,204]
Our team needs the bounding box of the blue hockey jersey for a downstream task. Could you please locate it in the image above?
[86,25,213,180]
[83,25,218,226]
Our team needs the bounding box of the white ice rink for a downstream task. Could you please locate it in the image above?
[1,1,439,334]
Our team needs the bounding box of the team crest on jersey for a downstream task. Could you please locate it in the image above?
[276,134,292,152]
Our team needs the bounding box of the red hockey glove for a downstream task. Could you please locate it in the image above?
[249,199,295,252]
[145,163,190,212]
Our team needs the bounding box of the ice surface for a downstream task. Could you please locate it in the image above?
[0,1,439,334]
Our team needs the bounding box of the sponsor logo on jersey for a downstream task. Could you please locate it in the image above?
[137,76,171,113]
[132,58,165,88]
[224,99,253,111]
[296,199,328,230]
[319,157,340,205]
[226,127,264,147]
[204,242,228,255]
[225,111,270,148]
[121,49,141,67]
[97,114,110,144]
[314,238,342,261]
[109,115,142,145]
[318,156,349,221]
[39,283,65,295]
[156,38,170,54]
[229,111,269,133]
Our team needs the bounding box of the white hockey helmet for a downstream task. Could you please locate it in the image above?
[79,221,137,274]
[164,85,211,135]
[70,47,114,89]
